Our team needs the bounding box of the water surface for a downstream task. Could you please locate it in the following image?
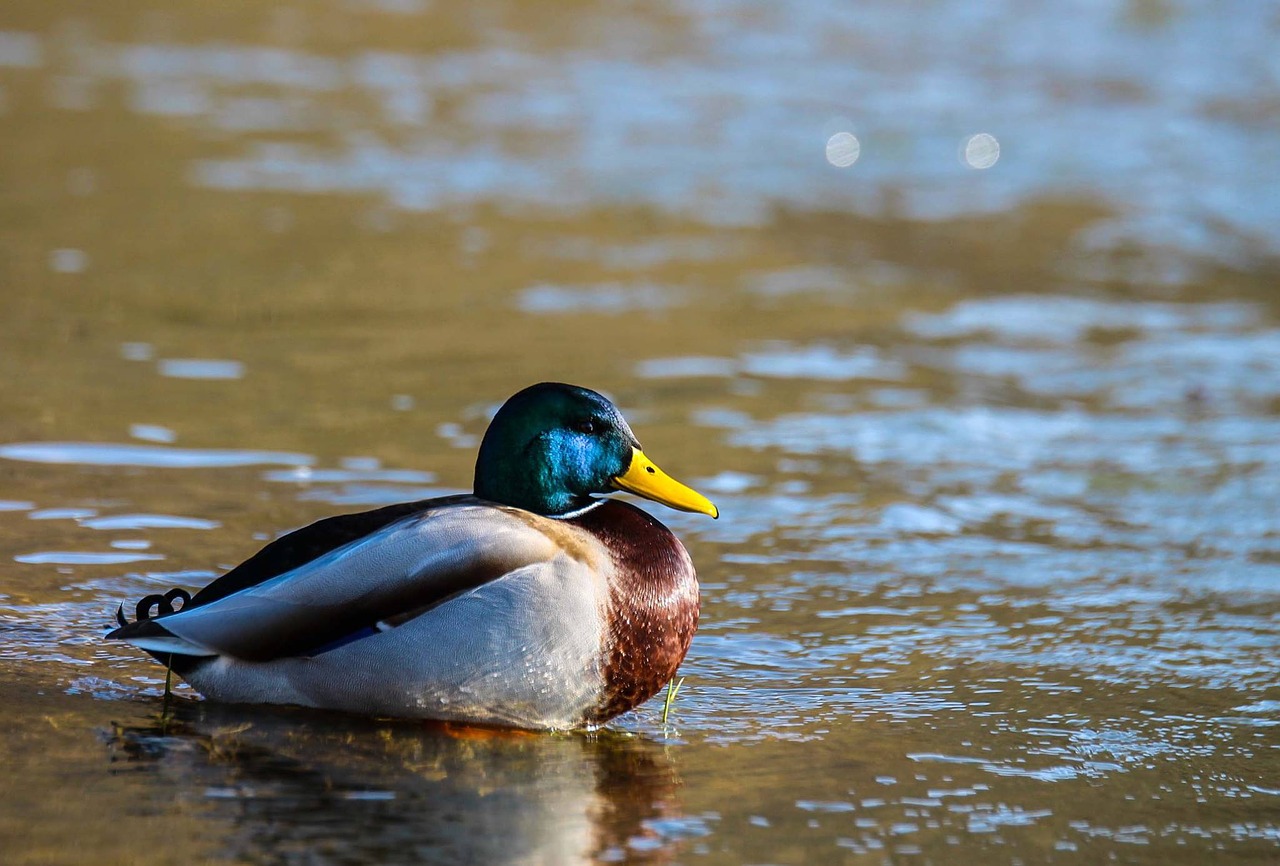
[1,1,1278,863]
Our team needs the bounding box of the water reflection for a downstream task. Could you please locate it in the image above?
[105,701,683,865]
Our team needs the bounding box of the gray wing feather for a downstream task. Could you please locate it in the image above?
[149,505,560,661]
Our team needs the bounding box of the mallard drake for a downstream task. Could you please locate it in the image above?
[106,383,718,729]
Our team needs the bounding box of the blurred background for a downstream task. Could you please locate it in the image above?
[1,1,1278,864]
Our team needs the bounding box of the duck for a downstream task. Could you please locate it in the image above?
[106,382,718,730]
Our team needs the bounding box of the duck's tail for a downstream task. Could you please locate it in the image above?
[108,587,217,669]
[114,587,193,628]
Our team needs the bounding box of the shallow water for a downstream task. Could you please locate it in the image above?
[2,1,1278,863]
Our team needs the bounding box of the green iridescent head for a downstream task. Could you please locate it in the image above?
[473,383,718,519]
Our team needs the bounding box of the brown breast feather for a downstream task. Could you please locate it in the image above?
[571,500,700,724]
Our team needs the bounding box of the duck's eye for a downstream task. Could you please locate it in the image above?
[574,419,598,435]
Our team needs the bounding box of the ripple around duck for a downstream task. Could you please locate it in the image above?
[156,358,245,380]
[13,551,165,565]
[262,465,435,484]
[80,514,220,531]
[294,484,464,507]
[636,344,905,382]
[715,407,1280,477]
[0,442,314,468]
[516,282,683,314]
[905,296,1257,344]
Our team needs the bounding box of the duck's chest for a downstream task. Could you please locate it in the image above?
[570,500,700,724]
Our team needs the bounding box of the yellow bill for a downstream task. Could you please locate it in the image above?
[612,447,719,518]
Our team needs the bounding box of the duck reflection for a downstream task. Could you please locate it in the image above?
[104,700,683,864]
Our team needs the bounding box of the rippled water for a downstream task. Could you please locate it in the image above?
[2,1,1279,863]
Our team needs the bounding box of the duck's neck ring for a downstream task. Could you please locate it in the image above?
[548,499,606,520]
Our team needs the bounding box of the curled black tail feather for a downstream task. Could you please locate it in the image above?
[114,587,192,628]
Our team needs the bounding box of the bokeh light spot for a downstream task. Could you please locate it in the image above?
[825,132,861,168]
[49,248,87,274]
[962,133,1000,169]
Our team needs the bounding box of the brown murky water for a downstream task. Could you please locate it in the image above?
[2,1,1278,863]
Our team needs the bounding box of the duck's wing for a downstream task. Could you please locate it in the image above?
[106,501,570,662]
[189,494,474,607]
